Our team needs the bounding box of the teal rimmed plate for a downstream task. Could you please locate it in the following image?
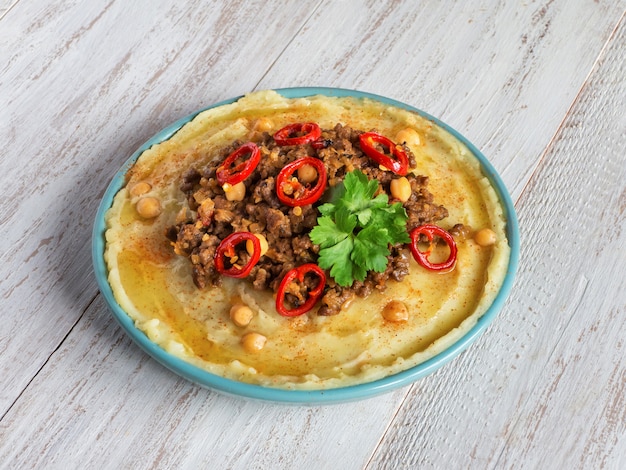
[92,87,520,404]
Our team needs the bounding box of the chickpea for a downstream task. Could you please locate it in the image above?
[395,128,421,148]
[297,164,318,184]
[474,228,497,246]
[382,300,409,322]
[246,233,269,257]
[135,197,161,218]
[241,332,266,352]
[129,181,152,197]
[230,304,254,327]
[223,181,246,201]
[253,117,273,132]
[390,177,412,202]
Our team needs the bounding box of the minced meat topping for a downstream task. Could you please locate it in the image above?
[166,124,448,316]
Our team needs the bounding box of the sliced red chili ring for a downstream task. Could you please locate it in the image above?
[409,224,457,272]
[214,232,261,278]
[276,264,326,317]
[216,142,261,186]
[359,131,409,176]
[276,157,327,207]
[274,122,322,146]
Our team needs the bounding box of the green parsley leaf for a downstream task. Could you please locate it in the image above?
[369,203,411,245]
[316,237,366,286]
[309,170,409,287]
[334,207,358,234]
[353,225,391,272]
[309,216,348,248]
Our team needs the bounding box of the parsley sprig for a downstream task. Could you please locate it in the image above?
[309,170,410,287]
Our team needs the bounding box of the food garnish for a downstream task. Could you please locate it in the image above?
[216,142,261,186]
[474,227,497,246]
[273,122,322,146]
[214,231,261,278]
[275,156,328,207]
[105,91,512,389]
[166,121,450,314]
[359,131,409,176]
[409,224,457,272]
[309,170,410,287]
[276,263,326,317]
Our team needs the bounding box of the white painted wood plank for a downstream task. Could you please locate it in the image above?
[1,1,625,468]
[0,0,17,18]
[0,295,408,469]
[490,19,626,469]
[0,2,408,467]
[258,0,626,200]
[367,14,626,470]
[0,0,319,414]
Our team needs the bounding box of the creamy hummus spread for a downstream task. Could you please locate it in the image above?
[104,90,510,389]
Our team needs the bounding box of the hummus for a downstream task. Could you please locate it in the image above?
[104,90,510,389]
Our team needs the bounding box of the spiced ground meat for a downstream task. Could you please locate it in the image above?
[166,124,449,316]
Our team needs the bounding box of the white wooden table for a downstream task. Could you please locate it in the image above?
[1,1,625,468]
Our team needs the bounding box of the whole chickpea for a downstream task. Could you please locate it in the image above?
[241,332,267,353]
[135,197,161,218]
[390,177,412,202]
[297,164,318,184]
[395,128,421,148]
[474,228,497,246]
[246,233,269,257]
[230,304,254,327]
[223,181,246,201]
[382,300,409,322]
[129,181,152,197]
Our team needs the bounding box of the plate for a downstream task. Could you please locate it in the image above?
[92,87,520,404]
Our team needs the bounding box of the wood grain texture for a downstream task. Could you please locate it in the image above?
[0,0,319,415]
[0,0,17,18]
[367,13,626,470]
[0,295,408,468]
[257,0,625,198]
[1,0,625,468]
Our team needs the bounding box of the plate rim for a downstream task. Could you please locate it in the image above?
[92,86,520,404]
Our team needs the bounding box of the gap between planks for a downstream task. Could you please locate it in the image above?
[251,0,325,92]
[0,0,20,20]
[0,292,101,423]
[364,8,626,470]
[511,8,626,202]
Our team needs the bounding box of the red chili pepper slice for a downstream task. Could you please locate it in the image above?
[276,157,327,207]
[359,132,409,176]
[409,224,457,272]
[276,264,326,317]
[274,122,322,146]
[214,232,261,278]
[216,142,261,186]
